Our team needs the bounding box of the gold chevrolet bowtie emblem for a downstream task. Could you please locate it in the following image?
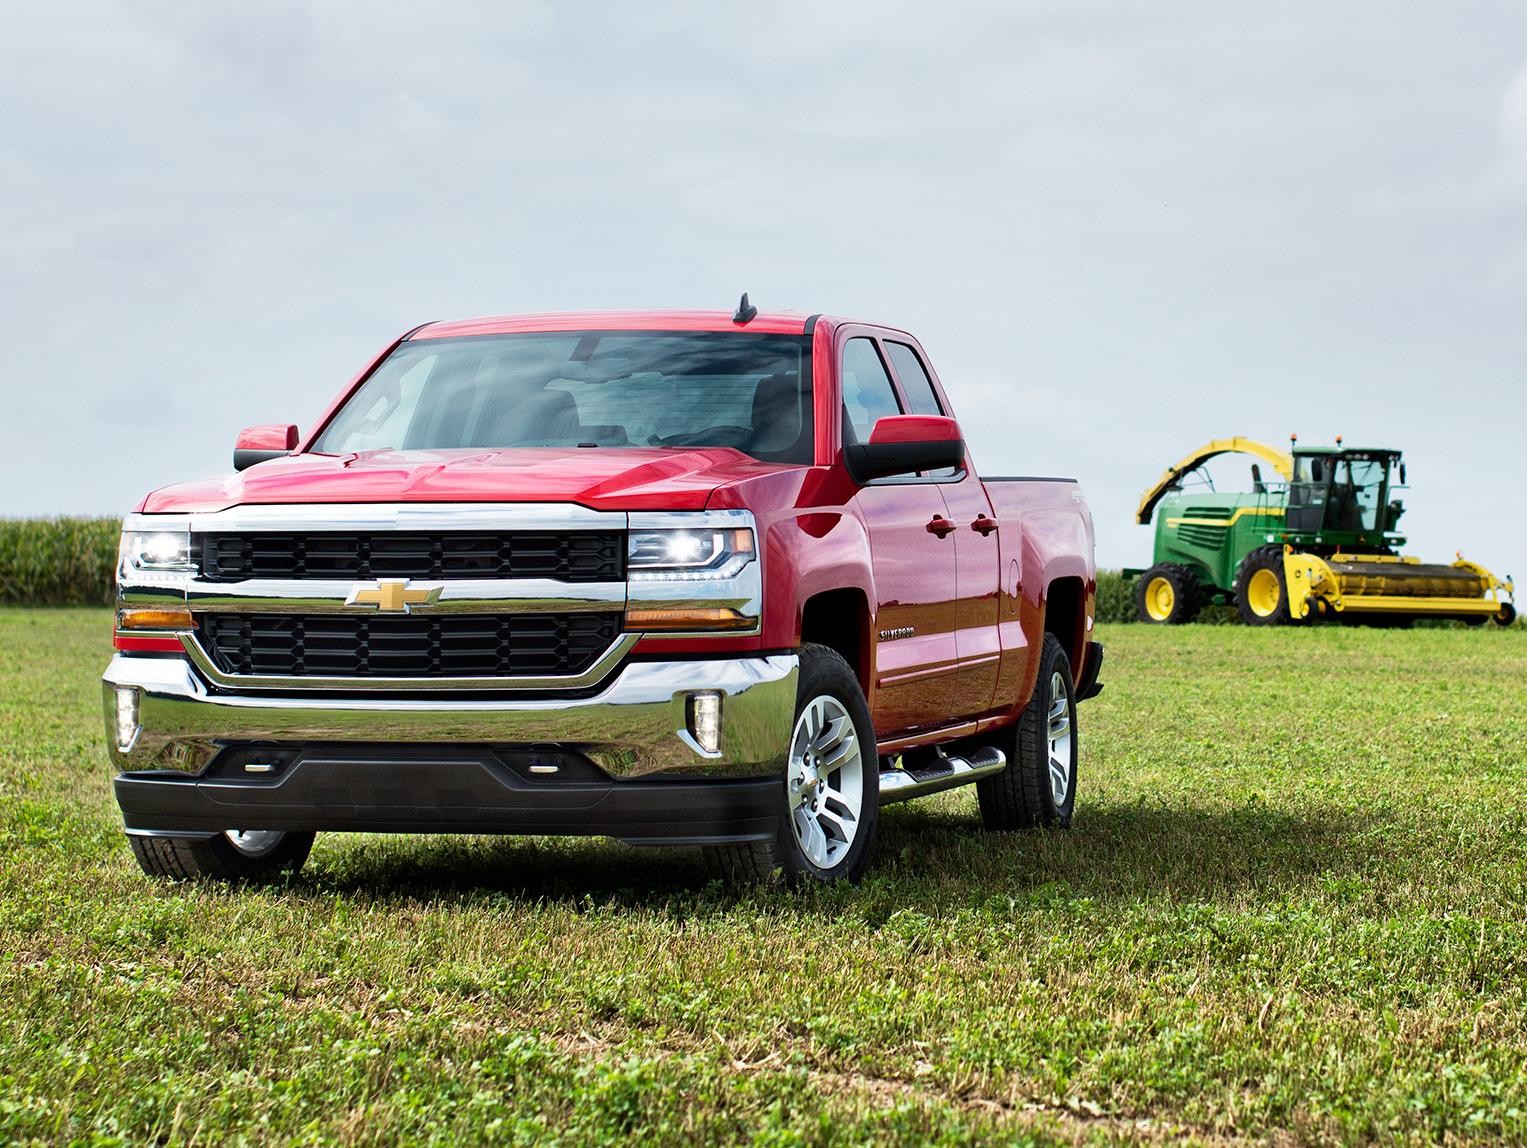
[344,579,442,613]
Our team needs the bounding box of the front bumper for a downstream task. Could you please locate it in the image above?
[103,652,798,779]
[114,745,784,845]
[104,652,797,844]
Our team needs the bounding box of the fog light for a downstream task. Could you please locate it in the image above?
[114,686,140,752]
[687,691,722,755]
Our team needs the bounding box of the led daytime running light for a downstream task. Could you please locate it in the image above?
[117,607,196,631]
[627,527,755,576]
[624,606,753,631]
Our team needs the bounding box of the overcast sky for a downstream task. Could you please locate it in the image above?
[5,2,1526,583]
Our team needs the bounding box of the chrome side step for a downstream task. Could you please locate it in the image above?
[878,746,1007,806]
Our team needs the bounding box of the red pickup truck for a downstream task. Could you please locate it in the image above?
[104,304,1102,884]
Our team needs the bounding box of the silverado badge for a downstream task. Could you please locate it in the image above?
[344,579,442,613]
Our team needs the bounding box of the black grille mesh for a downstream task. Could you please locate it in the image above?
[197,612,622,679]
[196,532,623,583]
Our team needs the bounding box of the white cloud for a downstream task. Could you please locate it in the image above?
[1501,59,1527,176]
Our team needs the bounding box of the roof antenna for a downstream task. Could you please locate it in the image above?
[733,292,757,325]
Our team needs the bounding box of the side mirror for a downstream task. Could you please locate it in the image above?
[844,415,965,483]
[234,424,299,471]
[1399,463,1407,486]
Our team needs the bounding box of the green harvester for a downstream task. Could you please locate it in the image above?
[1130,436,1515,626]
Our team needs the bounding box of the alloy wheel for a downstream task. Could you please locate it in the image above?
[224,829,286,858]
[1046,671,1073,806]
[787,695,865,869]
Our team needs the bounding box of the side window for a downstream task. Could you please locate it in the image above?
[840,338,902,444]
[884,342,943,416]
[885,341,959,477]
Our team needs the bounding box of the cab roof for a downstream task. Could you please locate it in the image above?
[411,310,819,340]
[1293,446,1401,457]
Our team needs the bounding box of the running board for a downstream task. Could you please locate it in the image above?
[878,746,1007,805]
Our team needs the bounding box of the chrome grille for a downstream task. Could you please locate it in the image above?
[196,531,623,583]
[197,612,623,679]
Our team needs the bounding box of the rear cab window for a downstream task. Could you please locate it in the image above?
[883,342,943,416]
[883,340,960,478]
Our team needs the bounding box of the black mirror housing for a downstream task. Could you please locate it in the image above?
[844,437,965,484]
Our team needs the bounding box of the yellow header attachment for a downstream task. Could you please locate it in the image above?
[1135,437,1294,524]
[1282,548,1513,621]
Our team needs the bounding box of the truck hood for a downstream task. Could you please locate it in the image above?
[139,447,790,513]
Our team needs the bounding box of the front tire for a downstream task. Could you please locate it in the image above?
[705,644,878,885]
[128,830,314,882]
[1235,547,1292,626]
[976,634,1077,831]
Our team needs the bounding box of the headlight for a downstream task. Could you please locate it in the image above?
[624,512,762,634]
[119,529,195,584]
[627,527,755,581]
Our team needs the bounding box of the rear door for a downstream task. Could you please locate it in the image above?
[841,335,963,734]
[882,340,1003,716]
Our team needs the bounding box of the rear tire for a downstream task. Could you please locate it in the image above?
[1134,564,1203,624]
[976,635,1077,831]
[705,644,879,886]
[128,830,314,882]
[1235,547,1293,626]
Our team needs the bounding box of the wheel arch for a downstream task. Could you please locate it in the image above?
[1041,575,1087,671]
[798,586,872,696]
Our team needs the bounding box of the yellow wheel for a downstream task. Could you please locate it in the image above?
[1245,568,1282,618]
[1144,576,1175,621]
[1235,548,1292,626]
[1134,564,1201,624]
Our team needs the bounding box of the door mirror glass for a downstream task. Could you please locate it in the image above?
[234,424,299,471]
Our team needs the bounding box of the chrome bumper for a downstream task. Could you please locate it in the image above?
[102,652,798,780]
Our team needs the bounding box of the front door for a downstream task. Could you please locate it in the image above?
[881,340,1004,717]
[841,336,961,734]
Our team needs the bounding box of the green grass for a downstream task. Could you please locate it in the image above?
[2,610,1524,1145]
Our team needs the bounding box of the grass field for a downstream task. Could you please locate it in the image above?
[1,609,1524,1145]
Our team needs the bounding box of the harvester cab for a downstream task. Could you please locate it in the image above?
[1130,437,1514,628]
[1285,444,1403,542]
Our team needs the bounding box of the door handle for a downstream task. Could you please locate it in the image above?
[971,515,999,536]
[926,516,957,538]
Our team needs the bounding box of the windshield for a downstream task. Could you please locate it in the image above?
[1327,456,1387,532]
[314,331,814,464]
[1289,453,1389,532]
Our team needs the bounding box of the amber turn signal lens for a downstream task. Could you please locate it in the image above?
[624,607,752,631]
[116,607,196,631]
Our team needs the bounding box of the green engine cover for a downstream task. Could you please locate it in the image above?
[1151,492,1289,596]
